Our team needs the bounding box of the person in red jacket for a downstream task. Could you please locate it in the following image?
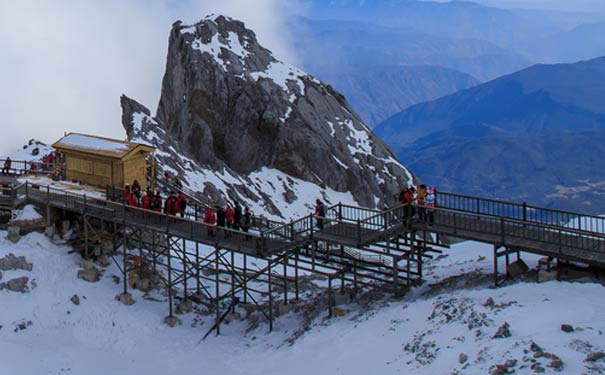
[152,191,163,213]
[141,191,151,210]
[203,206,216,237]
[225,205,235,228]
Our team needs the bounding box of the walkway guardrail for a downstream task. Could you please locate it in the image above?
[437,191,605,235]
[0,158,63,176]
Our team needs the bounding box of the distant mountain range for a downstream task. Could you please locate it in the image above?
[303,0,605,48]
[374,56,605,213]
[291,17,531,81]
[307,64,479,127]
[521,22,605,63]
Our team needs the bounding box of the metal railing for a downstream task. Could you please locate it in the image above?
[437,191,605,235]
[0,158,64,176]
[5,182,605,264]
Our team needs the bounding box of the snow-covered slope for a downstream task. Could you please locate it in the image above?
[2,231,604,375]
[6,139,53,162]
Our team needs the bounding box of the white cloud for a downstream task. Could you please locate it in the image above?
[0,0,303,156]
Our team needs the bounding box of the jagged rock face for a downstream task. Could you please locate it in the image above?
[122,15,413,212]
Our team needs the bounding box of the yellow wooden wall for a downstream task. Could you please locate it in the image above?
[64,153,113,187]
[122,152,148,189]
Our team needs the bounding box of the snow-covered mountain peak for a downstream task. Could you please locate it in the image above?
[122,15,413,217]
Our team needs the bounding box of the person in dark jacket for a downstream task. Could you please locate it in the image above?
[233,201,242,230]
[177,192,187,217]
[242,206,251,240]
[2,157,11,175]
[216,205,226,236]
[314,199,326,230]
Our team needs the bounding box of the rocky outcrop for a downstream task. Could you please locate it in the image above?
[122,15,413,217]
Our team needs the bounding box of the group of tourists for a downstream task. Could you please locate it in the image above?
[399,184,436,227]
[123,179,188,217]
[202,201,252,239]
[123,178,253,239]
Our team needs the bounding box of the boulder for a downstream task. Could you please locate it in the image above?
[70,294,80,305]
[164,315,181,327]
[6,226,20,244]
[0,276,29,293]
[176,299,193,314]
[492,322,511,339]
[77,267,100,283]
[116,292,135,306]
[458,353,468,364]
[507,259,529,277]
[561,324,574,333]
[538,270,557,282]
[0,253,33,271]
[585,351,605,362]
[134,278,152,292]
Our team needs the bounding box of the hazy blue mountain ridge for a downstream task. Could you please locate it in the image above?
[374,56,605,213]
[291,17,532,81]
[307,64,479,127]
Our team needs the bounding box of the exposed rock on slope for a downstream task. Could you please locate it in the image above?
[122,15,412,217]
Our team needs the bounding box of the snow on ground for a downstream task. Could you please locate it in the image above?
[16,176,106,200]
[11,205,42,222]
[1,230,604,375]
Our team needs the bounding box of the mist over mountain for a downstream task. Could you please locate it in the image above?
[307,64,479,127]
[302,0,595,48]
[374,56,605,213]
[521,22,605,63]
[291,17,531,81]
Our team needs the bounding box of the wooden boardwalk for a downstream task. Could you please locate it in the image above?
[5,182,605,269]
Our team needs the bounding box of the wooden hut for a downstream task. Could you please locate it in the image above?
[52,133,155,189]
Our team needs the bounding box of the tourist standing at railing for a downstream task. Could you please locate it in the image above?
[165,193,178,216]
[315,199,325,230]
[132,180,141,201]
[204,206,216,237]
[216,205,227,236]
[225,204,235,230]
[242,206,251,240]
[127,191,138,209]
[177,192,187,218]
[425,186,436,227]
[233,201,242,230]
[2,157,11,175]
[152,191,163,212]
[400,186,415,225]
[141,191,151,210]
[416,184,427,222]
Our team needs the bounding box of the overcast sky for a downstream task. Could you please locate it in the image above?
[0,0,303,155]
